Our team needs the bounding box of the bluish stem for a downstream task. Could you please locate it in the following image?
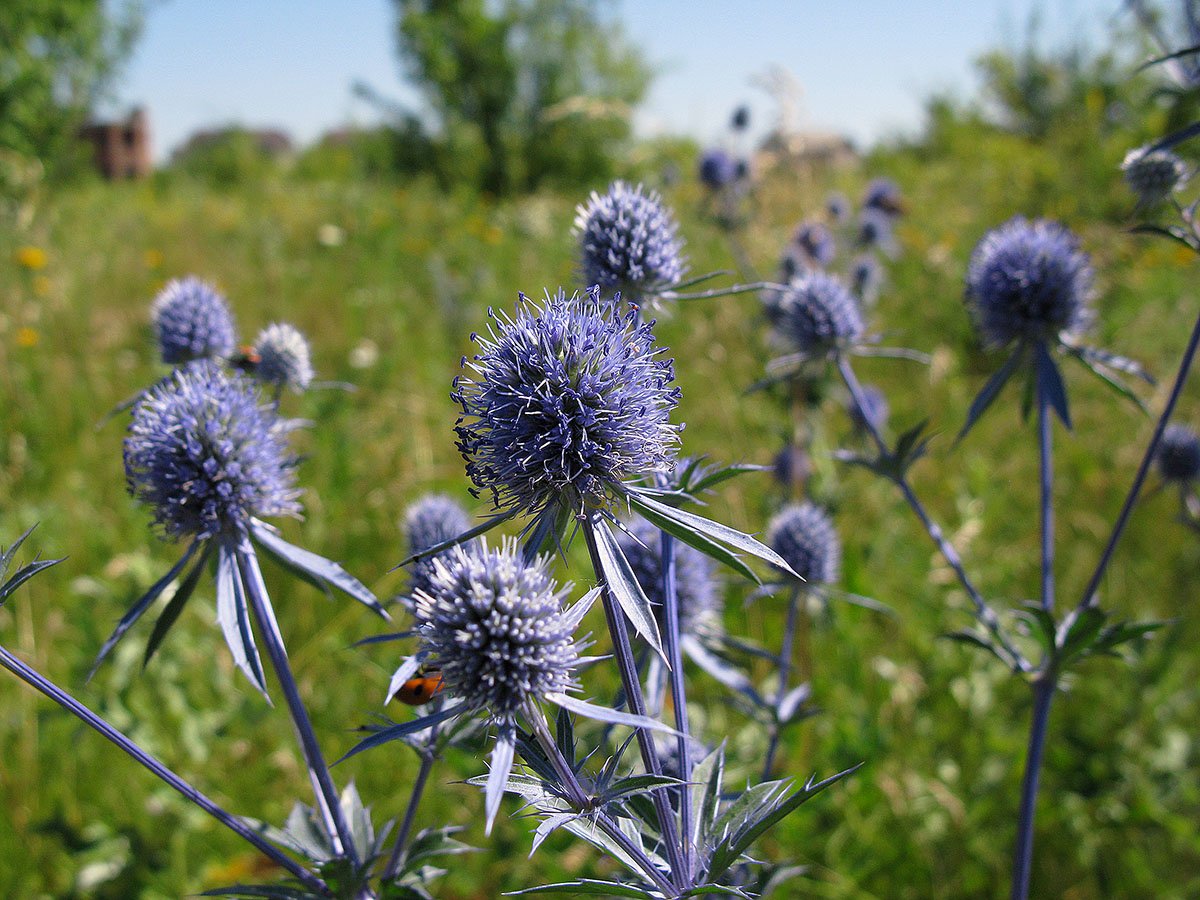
[237,543,361,869]
[1077,306,1200,609]
[837,355,1027,670]
[582,515,687,890]
[659,528,694,876]
[762,582,802,780]
[382,730,437,881]
[527,706,677,897]
[1037,353,1056,613]
[1011,676,1056,900]
[0,644,329,895]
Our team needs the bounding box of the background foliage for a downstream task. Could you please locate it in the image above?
[1,8,1199,899]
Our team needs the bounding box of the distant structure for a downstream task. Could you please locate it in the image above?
[752,66,857,170]
[80,107,152,179]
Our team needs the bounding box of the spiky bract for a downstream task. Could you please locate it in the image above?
[615,516,718,636]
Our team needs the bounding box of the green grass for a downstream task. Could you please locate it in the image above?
[1,146,1198,898]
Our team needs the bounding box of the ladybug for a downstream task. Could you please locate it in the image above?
[230,344,261,373]
[396,668,445,705]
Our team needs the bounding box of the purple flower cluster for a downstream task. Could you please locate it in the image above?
[791,220,836,268]
[411,539,581,722]
[404,494,473,598]
[575,181,686,296]
[698,148,739,190]
[768,272,864,360]
[1157,423,1200,484]
[767,502,841,585]
[150,277,237,365]
[966,217,1093,348]
[1121,146,1189,206]
[124,361,300,540]
[253,323,314,393]
[453,288,681,516]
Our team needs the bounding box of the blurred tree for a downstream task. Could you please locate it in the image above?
[390,0,651,194]
[0,0,143,178]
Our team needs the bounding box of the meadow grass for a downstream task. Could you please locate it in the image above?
[1,150,1197,897]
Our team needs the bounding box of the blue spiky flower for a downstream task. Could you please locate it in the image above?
[253,322,314,393]
[575,181,687,297]
[1157,423,1200,484]
[1121,146,1190,206]
[850,254,882,304]
[453,287,681,517]
[862,177,904,217]
[699,148,738,190]
[966,217,1093,349]
[151,277,237,364]
[412,538,582,723]
[767,502,840,585]
[856,208,894,250]
[826,192,850,223]
[404,494,473,599]
[791,220,836,268]
[768,272,864,360]
[616,516,718,636]
[124,361,300,540]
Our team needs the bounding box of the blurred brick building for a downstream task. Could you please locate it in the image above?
[80,107,152,179]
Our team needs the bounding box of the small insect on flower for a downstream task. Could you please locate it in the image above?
[395,667,445,705]
[229,344,262,372]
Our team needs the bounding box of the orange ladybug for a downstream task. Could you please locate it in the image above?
[396,668,445,705]
[230,344,261,372]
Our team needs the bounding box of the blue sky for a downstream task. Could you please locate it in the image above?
[109,0,1122,163]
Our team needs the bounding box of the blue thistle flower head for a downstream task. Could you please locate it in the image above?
[772,444,811,492]
[965,217,1094,348]
[404,494,473,599]
[862,177,904,216]
[151,277,237,365]
[124,361,301,541]
[850,254,882,304]
[856,207,894,250]
[768,271,864,360]
[412,538,582,723]
[575,181,687,297]
[699,148,738,190]
[1157,423,1200,484]
[615,516,718,636]
[767,502,840,585]
[253,322,314,393]
[791,220,836,268]
[850,384,889,434]
[731,105,750,131]
[825,192,850,223]
[453,287,682,516]
[1121,146,1189,206]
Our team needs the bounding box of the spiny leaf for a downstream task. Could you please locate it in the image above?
[956,345,1026,444]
